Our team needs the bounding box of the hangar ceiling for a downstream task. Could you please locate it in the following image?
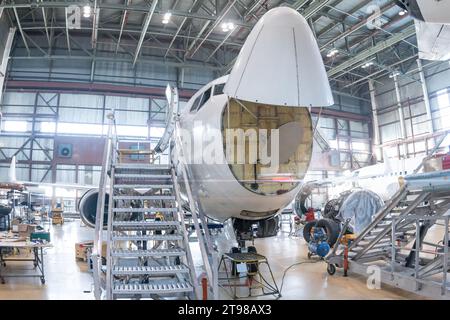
[0,0,431,98]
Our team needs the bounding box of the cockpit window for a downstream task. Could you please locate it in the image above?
[197,87,212,111]
[213,83,225,96]
[190,95,202,112]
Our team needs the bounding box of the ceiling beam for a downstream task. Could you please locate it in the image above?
[92,2,100,49]
[316,0,372,39]
[164,0,201,59]
[320,2,397,51]
[9,54,223,71]
[327,24,416,77]
[64,7,71,54]
[133,0,158,67]
[187,0,237,59]
[0,2,252,29]
[115,0,131,54]
[13,7,30,55]
[303,0,334,19]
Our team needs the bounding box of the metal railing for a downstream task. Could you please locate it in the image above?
[172,119,219,299]
[391,214,450,296]
[92,110,118,300]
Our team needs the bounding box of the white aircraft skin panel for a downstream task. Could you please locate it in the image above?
[417,0,450,25]
[415,20,450,61]
[294,19,334,107]
[339,156,425,201]
[233,25,299,106]
[179,94,300,221]
[224,7,333,107]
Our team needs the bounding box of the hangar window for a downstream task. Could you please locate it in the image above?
[437,89,450,129]
[213,83,225,96]
[3,120,28,132]
[41,121,56,133]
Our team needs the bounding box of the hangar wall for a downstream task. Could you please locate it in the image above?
[0,29,372,212]
[374,61,450,158]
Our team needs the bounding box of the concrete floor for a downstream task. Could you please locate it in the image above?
[0,219,423,300]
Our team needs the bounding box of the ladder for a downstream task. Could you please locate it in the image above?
[347,186,427,261]
[104,160,198,300]
[342,171,450,298]
[92,89,218,300]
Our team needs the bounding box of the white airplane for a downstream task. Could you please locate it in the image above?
[0,155,96,218]
[0,155,96,192]
[76,7,333,236]
[171,6,332,236]
[336,155,424,200]
[304,152,426,201]
[396,0,450,61]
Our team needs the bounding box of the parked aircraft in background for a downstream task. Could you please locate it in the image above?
[304,152,426,201]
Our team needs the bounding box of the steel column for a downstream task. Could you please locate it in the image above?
[417,59,434,134]
[368,79,381,160]
[133,0,158,67]
[0,28,15,105]
[393,74,408,157]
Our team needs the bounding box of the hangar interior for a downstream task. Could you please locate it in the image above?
[0,0,449,300]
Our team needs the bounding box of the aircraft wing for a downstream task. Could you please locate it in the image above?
[21,181,96,190]
[303,175,353,190]
[4,156,97,191]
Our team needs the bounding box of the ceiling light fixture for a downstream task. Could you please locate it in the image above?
[162,12,171,24]
[361,61,374,69]
[326,49,339,58]
[221,22,235,32]
[389,70,401,78]
[83,5,91,18]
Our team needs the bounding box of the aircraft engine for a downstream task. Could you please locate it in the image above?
[78,189,109,228]
[323,189,384,234]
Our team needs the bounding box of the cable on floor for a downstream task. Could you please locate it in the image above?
[279,259,322,293]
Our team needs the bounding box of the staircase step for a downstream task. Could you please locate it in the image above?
[114,164,171,170]
[112,221,180,229]
[113,281,193,295]
[114,184,173,189]
[352,243,391,251]
[358,238,392,246]
[111,248,185,257]
[112,265,189,276]
[113,207,177,213]
[112,234,183,241]
[115,174,171,179]
[113,195,175,200]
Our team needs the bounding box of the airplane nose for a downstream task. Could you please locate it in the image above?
[224,7,333,107]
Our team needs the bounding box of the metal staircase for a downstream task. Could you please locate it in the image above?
[91,88,218,300]
[88,109,201,300]
[342,170,450,298]
[348,186,429,261]
[105,161,197,300]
